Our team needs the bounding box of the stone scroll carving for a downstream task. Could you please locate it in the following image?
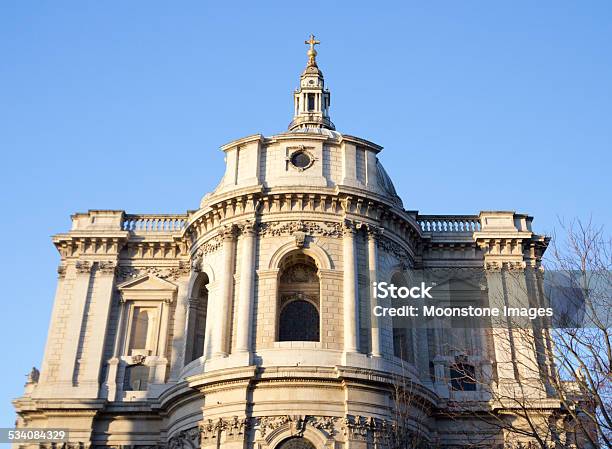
[191,235,223,271]
[258,221,342,238]
[256,415,339,439]
[168,427,200,449]
[377,237,412,267]
[75,261,92,274]
[199,416,249,443]
[118,262,191,281]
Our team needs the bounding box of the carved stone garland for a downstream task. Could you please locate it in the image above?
[168,427,200,449]
[118,262,190,281]
[258,221,342,238]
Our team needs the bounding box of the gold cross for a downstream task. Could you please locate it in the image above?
[305,34,320,51]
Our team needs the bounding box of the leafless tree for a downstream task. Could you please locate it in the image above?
[440,218,610,448]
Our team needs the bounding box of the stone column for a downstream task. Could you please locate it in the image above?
[343,221,360,353]
[213,225,237,357]
[367,225,382,357]
[235,221,256,353]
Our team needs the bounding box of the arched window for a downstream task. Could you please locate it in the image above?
[187,274,209,363]
[450,363,476,391]
[276,437,316,449]
[278,253,320,342]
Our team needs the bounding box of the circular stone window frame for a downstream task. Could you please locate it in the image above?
[287,146,316,172]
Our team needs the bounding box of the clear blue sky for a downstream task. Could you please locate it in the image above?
[0,1,610,427]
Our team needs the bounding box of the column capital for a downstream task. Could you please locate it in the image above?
[365,224,383,240]
[219,224,238,241]
[75,260,93,274]
[98,260,118,276]
[238,220,257,236]
[342,220,357,236]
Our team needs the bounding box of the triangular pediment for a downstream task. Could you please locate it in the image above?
[117,274,177,292]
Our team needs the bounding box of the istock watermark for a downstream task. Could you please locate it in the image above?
[365,268,610,330]
[372,281,434,299]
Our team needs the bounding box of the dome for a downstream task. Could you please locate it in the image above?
[376,160,403,207]
[286,126,342,139]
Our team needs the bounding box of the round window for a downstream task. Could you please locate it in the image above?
[290,151,312,169]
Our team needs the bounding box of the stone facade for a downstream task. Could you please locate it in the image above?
[14,37,574,449]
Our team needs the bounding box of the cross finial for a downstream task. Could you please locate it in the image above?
[305,34,320,51]
[304,34,320,67]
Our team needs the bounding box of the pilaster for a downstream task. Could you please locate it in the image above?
[213,224,237,357]
[343,220,360,354]
[365,224,382,357]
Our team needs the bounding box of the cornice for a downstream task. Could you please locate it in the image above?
[184,191,425,257]
[219,133,264,152]
[339,134,383,152]
[52,232,129,258]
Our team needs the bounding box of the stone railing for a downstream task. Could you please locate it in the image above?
[122,214,188,232]
[417,215,481,233]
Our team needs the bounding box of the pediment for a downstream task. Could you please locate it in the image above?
[117,274,178,292]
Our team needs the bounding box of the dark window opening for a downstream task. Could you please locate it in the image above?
[290,151,311,169]
[123,364,149,391]
[279,299,319,341]
[187,275,209,363]
[307,93,315,111]
[393,328,407,359]
[450,363,476,391]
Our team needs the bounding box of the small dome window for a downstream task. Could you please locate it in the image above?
[287,147,315,171]
[291,151,311,168]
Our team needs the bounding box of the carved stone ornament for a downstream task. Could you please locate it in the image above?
[119,261,190,281]
[342,220,356,236]
[258,220,342,238]
[239,220,256,235]
[191,235,223,271]
[26,366,40,384]
[41,443,88,449]
[57,264,67,279]
[279,263,318,283]
[75,260,92,274]
[377,237,411,267]
[220,224,238,241]
[294,231,306,248]
[256,415,339,438]
[168,426,200,449]
[92,445,164,449]
[341,415,401,442]
[484,260,525,272]
[199,416,249,441]
[130,354,146,365]
[365,223,383,240]
[98,261,117,275]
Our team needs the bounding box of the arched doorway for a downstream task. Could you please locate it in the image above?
[276,437,316,449]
